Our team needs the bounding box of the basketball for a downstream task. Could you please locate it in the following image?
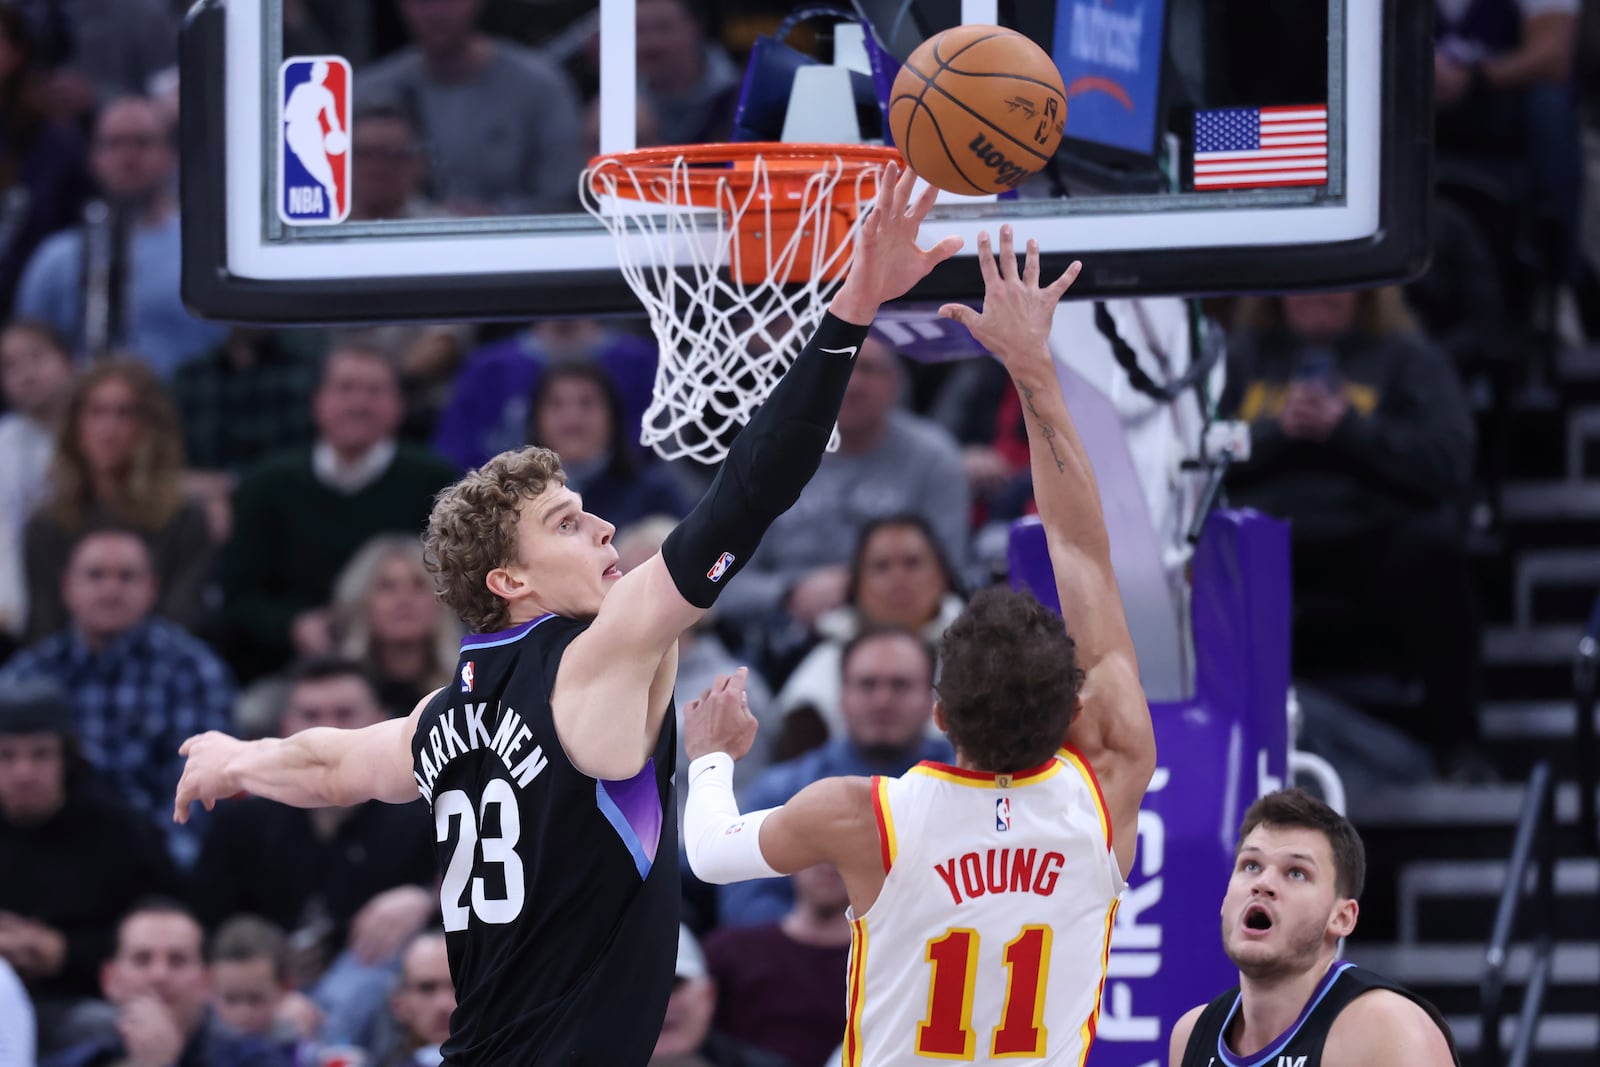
[888,26,1067,196]
[323,129,349,155]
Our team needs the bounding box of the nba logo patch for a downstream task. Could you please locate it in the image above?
[460,661,475,693]
[278,56,352,225]
[995,797,1011,832]
[707,551,736,582]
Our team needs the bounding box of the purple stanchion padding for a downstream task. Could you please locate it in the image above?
[1008,508,1291,1067]
[859,21,899,139]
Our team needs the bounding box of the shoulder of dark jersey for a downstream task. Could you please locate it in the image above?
[1175,984,1241,1067]
[1334,966,1459,1060]
[507,614,591,678]
[449,614,590,700]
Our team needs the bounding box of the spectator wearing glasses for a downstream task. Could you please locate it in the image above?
[14,95,225,372]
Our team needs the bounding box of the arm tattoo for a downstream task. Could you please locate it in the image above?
[1018,384,1068,474]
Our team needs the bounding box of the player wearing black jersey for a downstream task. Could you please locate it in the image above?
[1170,790,1458,1067]
[172,163,961,1065]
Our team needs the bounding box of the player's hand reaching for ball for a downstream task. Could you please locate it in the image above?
[938,226,1081,373]
[172,731,245,823]
[830,162,964,325]
[683,667,758,762]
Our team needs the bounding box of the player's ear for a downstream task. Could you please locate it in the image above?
[1329,896,1358,940]
[484,565,524,602]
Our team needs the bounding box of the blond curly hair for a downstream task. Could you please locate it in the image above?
[423,447,566,634]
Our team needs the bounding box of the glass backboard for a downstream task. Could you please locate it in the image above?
[179,0,1432,324]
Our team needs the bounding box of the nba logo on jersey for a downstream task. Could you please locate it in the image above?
[707,551,736,582]
[278,56,352,226]
[995,797,1011,831]
[460,661,475,693]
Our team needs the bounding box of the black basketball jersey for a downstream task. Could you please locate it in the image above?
[1179,961,1461,1067]
[409,613,679,1065]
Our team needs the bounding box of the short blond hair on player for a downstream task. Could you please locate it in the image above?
[423,446,566,633]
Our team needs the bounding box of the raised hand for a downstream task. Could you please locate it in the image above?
[682,667,759,762]
[830,162,964,324]
[938,226,1081,372]
[172,731,245,824]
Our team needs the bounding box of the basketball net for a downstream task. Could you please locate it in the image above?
[580,143,899,465]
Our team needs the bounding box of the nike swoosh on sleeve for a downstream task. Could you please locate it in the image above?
[819,346,859,360]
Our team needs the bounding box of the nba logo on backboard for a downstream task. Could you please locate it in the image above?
[995,797,1011,831]
[460,661,475,693]
[707,552,735,582]
[278,56,352,226]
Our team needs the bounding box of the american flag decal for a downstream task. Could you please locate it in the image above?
[1192,105,1328,190]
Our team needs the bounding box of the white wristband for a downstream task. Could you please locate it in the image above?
[683,752,781,884]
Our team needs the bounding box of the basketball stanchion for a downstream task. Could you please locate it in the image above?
[580,142,900,465]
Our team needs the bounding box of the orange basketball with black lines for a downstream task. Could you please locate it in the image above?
[888,25,1067,196]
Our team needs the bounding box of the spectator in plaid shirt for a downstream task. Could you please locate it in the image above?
[172,329,322,474]
[0,528,235,868]
[171,328,324,544]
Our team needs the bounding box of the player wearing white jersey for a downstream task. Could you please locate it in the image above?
[682,227,1157,1065]
[837,746,1123,1064]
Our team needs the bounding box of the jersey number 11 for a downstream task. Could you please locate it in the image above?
[917,925,1053,1058]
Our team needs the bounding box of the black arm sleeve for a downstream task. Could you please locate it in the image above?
[661,312,869,608]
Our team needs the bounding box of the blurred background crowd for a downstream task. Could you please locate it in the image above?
[1,0,1598,1065]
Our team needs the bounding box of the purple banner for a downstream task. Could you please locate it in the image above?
[1008,509,1291,1067]
[868,309,984,364]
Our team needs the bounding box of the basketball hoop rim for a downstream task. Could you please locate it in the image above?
[584,142,903,202]
[578,143,903,463]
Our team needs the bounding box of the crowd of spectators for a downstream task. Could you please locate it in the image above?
[0,0,1596,1064]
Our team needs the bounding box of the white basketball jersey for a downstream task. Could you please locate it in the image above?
[841,748,1125,1066]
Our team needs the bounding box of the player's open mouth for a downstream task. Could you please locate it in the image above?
[1243,903,1274,933]
[602,564,622,578]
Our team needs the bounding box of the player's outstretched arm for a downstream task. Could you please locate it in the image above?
[556,163,962,781]
[679,670,875,883]
[173,690,436,821]
[940,230,1156,875]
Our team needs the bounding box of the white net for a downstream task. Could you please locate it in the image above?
[580,147,892,464]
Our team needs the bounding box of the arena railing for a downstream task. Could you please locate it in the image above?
[1573,594,1600,854]
[1477,760,1555,1067]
